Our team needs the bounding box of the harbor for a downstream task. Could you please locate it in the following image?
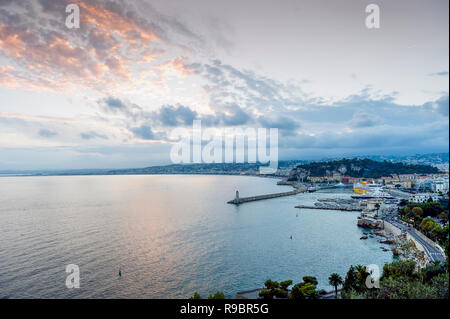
[227,181,342,205]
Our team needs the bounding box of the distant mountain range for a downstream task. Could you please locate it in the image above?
[0,153,447,177]
[0,162,304,177]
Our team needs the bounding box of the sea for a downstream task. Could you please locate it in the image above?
[0,175,393,298]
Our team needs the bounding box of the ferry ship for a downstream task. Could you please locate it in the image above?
[353,181,382,194]
[351,189,394,200]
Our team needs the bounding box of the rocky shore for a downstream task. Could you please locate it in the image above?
[372,229,429,268]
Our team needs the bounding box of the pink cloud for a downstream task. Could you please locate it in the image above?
[0,0,190,92]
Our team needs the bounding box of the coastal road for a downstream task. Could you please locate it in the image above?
[386,217,446,263]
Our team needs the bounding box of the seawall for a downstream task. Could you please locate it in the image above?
[383,221,433,264]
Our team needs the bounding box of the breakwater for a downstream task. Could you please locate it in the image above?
[227,188,304,205]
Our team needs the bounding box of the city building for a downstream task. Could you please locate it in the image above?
[432,178,449,193]
[409,193,441,203]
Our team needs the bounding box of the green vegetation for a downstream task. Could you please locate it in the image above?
[398,201,449,251]
[189,292,202,299]
[294,158,439,179]
[189,291,225,299]
[328,273,343,298]
[420,218,449,245]
[290,277,321,300]
[342,265,371,295]
[253,258,448,300]
[258,277,322,299]
[207,292,225,299]
[193,258,448,299]
[341,260,448,299]
[258,280,293,299]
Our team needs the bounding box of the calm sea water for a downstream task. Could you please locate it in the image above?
[0,175,392,299]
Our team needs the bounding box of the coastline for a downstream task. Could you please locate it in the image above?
[0,172,286,179]
[383,220,444,266]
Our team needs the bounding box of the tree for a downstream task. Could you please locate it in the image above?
[290,282,320,300]
[328,273,343,298]
[342,260,449,299]
[402,207,411,217]
[259,280,278,299]
[302,276,318,286]
[412,207,423,217]
[208,292,225,299]
[279,280,293,291]
[275,280,292,298]
[258,279,292,299]
[381,260,418,281]
[422,261,446,284]
[258,289,273,300]
[343,265,370,294]
[343,265,358,293]
[190,292,201,299]
[431,273,449,299]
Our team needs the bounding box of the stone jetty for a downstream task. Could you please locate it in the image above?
[228,188,305,205]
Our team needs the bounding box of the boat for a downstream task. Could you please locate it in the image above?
[353,181,382,194]
[351,189,394,199]
[308,187,316,193]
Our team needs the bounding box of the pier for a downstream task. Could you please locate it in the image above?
[228,188,305,205]
[295,205,363,211]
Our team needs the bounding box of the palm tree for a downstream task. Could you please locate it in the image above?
[328,273,343,298]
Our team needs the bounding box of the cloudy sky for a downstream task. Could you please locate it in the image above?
[0,0,448,170]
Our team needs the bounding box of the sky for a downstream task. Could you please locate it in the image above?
[0,0,448,170]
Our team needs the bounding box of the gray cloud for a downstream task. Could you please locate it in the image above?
[98,95,252,129]
[280,121,449,153]
[130,125,155,140]
[104,97,126,110]
[349,111,382,128]
[423,94,449,116]
[158,105,198,127]
[80,131,108,140]
[197,59,308,116]
[258,115,301,136]
[220,104,251,126]
[38,129,58,138]
[429,71,449,76]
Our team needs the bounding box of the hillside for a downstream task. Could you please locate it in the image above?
[288,158,440,180]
